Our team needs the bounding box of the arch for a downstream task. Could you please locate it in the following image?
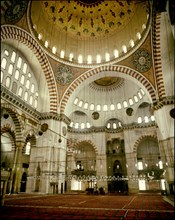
[1,25,58,113]
[74,140,98,154]
[1,103,23,142]
[133,134,158,153]
[60,65,157,114]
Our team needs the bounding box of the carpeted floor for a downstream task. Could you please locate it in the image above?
[0,193,174,219]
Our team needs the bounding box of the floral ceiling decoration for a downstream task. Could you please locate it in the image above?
[42,0,135,39]
[132,48,152,73]
[56,65,73,85]
[4,0,29,24]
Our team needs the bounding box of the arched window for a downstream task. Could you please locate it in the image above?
[31,84,35,93]
[129,98,134,105]
[78,100,83,107]
[26,80,30,89]
[90,104,95,111]
[1,71,3,83]
[34,99,38,108]
[134,95,138,103]
[17,57,22,69]
[74,98,79,105]
[23,63,27,73]
[8,64,13,75]
[25,142,31,155]
[15,70,20,80]
[117,103,122,109]
[29,96,33,105]
[138,117,142,123]
[18,87,23,97]
[24,91,28,101]
[1,58,7,69]
[4,49,9,56]
[5,77,11,88]
[123,101,128,108]
[84,102,88,109]
[103,104,108,111]
[20,75,25,85]
[97,104,101,111]
[11,51,16,63]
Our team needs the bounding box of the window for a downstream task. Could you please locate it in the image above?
[129,39,135,47]
[52,46,57,54]
[18,87,23,97]
[103,105,108,111]
[1,71,3,83]
[150,115,155,121]
[69,53,74,61]
[107,123,110,129]
[81,123,85,129]
[15,70,20,80]
[4,49,9,56]
[25,142,31,155]
[87,55,92,64]
[96,104,101,111]
[138,117,142,123]
[60,50,65,58]
[45,41,49,48]
[8,64,13,75]
[11,51,16,63]
[29,96,33,105]
[113,123,117,129]
[74,98,79,105]
[90,104,95,111]
[117,103,122,109]
[110,104,115,111]
[1,58,7,69]
[78,100,83,107]
[138,161,143,170]
[140,89,145,95]
[75,123,79,129]
[136,32,141,40]
[114,49,119,58]
[134,95,138,103]
[17,57,22,69]
[34,99,38,108]
[24,91,28,101]
[20,75,25,84]
[5,77,11,88]
[138,92,142,99]
[129,98,134,105]
[38,33,42,40]
[86,122,91,128]
[96,54,101,63]
[78,55,83,64]
[31,84,35,93]
[122,45,127,53]
[105,52,110,61]
[84,102,88,109]
[123,101,128,108]
[144,116,149,123]
[26,80,30,89]
[23,63,27,73]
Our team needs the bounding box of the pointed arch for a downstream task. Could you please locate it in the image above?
[133,134,158,153]
[1,25,58,113]
[1,103,23,142]
[60,65,157,114]
[75,140,98,154]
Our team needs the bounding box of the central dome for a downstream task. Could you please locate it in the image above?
[29,0,150,67]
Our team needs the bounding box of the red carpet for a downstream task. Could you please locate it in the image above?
[0,194,174,219]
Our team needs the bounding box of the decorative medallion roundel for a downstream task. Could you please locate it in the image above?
[133,48,152,73]
[56,65,73,85]
[92,112,100,120]
[5,0,29,24]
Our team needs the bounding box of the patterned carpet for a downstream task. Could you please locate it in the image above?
[0,193,174,220]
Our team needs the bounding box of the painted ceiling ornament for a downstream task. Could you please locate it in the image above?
[56,65,73,85]
[5,0,29,24]
[133,48,152,73]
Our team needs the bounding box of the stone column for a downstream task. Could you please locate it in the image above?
[154,105,174,194]
[12,141,24,193]
[125,152,139,194]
